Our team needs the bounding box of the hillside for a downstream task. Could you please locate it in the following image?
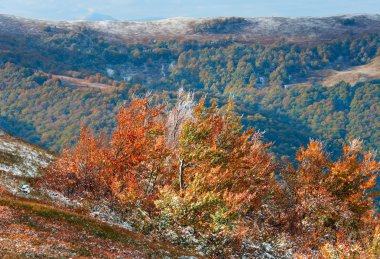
[0,129,193,257]
[2,14,380,44]
[321,55,380,86]
[0,193,194,257]
[0,129,53,194]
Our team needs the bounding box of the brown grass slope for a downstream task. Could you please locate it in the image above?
[320,56,380,86]
[0,190,194,258]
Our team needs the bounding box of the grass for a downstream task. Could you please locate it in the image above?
[0,150,21,166]
[0,193,195,257]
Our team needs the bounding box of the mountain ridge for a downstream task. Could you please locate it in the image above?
[2,13,380,44]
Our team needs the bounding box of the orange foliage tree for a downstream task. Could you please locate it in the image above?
[102,98,172,208]
[42,127,107,199]
[42,98,174,212]
[177,99,278,217]
[283,139,379,252]
[154,99,282,255]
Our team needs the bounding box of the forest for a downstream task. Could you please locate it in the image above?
[0,60,378,159]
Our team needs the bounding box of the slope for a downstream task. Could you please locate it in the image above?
[0,192,193,257]
[0,129,193,257]
[321,55,380,86]
[0,129,53,195]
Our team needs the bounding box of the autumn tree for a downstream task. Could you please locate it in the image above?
[42,98,174,213]
[102,98,172,209]
[178,99,278,215]
[155,98,281,255]
[42,127,108,200]
[283,139,379,252]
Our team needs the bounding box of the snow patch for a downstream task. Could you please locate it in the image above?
[44,190,82,207]
[20,184,30,194]
[0,134,53,177]
[90,203,134,231]
[106,68,115,77]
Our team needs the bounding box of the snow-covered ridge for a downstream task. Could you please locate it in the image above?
[1,14,380,43]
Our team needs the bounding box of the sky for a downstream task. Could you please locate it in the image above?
[0,0,380,21]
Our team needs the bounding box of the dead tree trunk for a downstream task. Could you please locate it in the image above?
[179,159,184,190]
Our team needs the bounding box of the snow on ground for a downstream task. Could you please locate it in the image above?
[0,131,53,177]
[2,14,380,43]
[0,131,54,197]
[43,189,82,207]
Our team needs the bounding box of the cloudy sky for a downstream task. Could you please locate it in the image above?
[0,0,380,21]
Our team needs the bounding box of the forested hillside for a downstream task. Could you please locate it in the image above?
[0,14,379,158]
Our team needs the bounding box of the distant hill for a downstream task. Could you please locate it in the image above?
[130,17,165,22]
[1,14,380,44]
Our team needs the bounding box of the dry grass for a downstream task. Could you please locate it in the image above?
[285,56,380,88]
[320,56,380,86]
[0,193,194,258]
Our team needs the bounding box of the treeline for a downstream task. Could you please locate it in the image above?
[40,94,380,257]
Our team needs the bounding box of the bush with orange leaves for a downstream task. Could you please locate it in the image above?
[40,94,380,257]
[283,139,379,256]
[42,99,173,216]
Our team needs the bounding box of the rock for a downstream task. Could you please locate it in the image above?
[20,184,30,194]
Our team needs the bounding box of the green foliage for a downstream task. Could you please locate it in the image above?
[194,17,249,34]
[0,32,379,158]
